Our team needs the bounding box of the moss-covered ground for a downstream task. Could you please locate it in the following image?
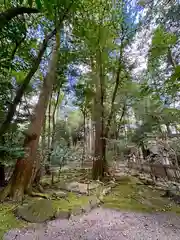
[103,176,180,214]
[0,203,25,239]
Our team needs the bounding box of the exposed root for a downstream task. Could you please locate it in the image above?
[0,180,11,202]
[28,190,49,199]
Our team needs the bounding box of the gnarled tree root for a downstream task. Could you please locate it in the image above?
[26,188,49,199]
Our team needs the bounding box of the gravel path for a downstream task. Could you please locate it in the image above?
[4,208,180,240]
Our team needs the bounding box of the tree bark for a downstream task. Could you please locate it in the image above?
[0,7,39,30]
[0,164,5,187]
[104,46,123,140]
[47,89,62,167]
[45,92,52,174]
[92,51,106,180]
[92,42,124,179]
[0,32,60,202]
[81,108,86,167]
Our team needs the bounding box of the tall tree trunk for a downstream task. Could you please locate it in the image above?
[51,89,61,149]
[104,46,123,146]
[82,108,86,167]
[41,115,46,160]
[92,51,106,180]
[45,93,52,175]
[46,89,61,173]
[92,44,123,179]
[0,3,73,137]
[0,32,60,202]
[115,103,126,140]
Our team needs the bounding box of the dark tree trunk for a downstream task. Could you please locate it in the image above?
[92,43,124,179]
[82,108,86,167]
[0,32,60,202]
[0,164,5,187]
[92,51,106,180]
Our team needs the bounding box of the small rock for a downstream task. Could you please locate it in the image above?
[66,182,88,194]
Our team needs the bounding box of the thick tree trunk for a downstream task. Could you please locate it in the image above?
[92,44,124,179]
[0,32,60,202]
[92,52,106,180]
[92,119,105,180]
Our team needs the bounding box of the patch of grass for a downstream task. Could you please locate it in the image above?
[103,178,180,214]
[0,203,25,239]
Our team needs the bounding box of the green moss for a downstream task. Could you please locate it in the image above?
[52,192,90,211]
[0,203,25,239]
[103,180,180,214]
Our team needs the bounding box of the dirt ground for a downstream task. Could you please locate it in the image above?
[4,207,180,240]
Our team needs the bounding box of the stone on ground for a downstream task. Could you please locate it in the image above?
[16,199,55,223]
[66,181,88,194]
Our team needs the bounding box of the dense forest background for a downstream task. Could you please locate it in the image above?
[0,0,180,202]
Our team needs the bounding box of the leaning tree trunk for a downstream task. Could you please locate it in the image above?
[0,33,60,202]
[0,3,73,138]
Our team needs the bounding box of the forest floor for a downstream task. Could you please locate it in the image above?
[2,169,180,239]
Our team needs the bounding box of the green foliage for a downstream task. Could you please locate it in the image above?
[3,0,42,9]
[151,26,177,58]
